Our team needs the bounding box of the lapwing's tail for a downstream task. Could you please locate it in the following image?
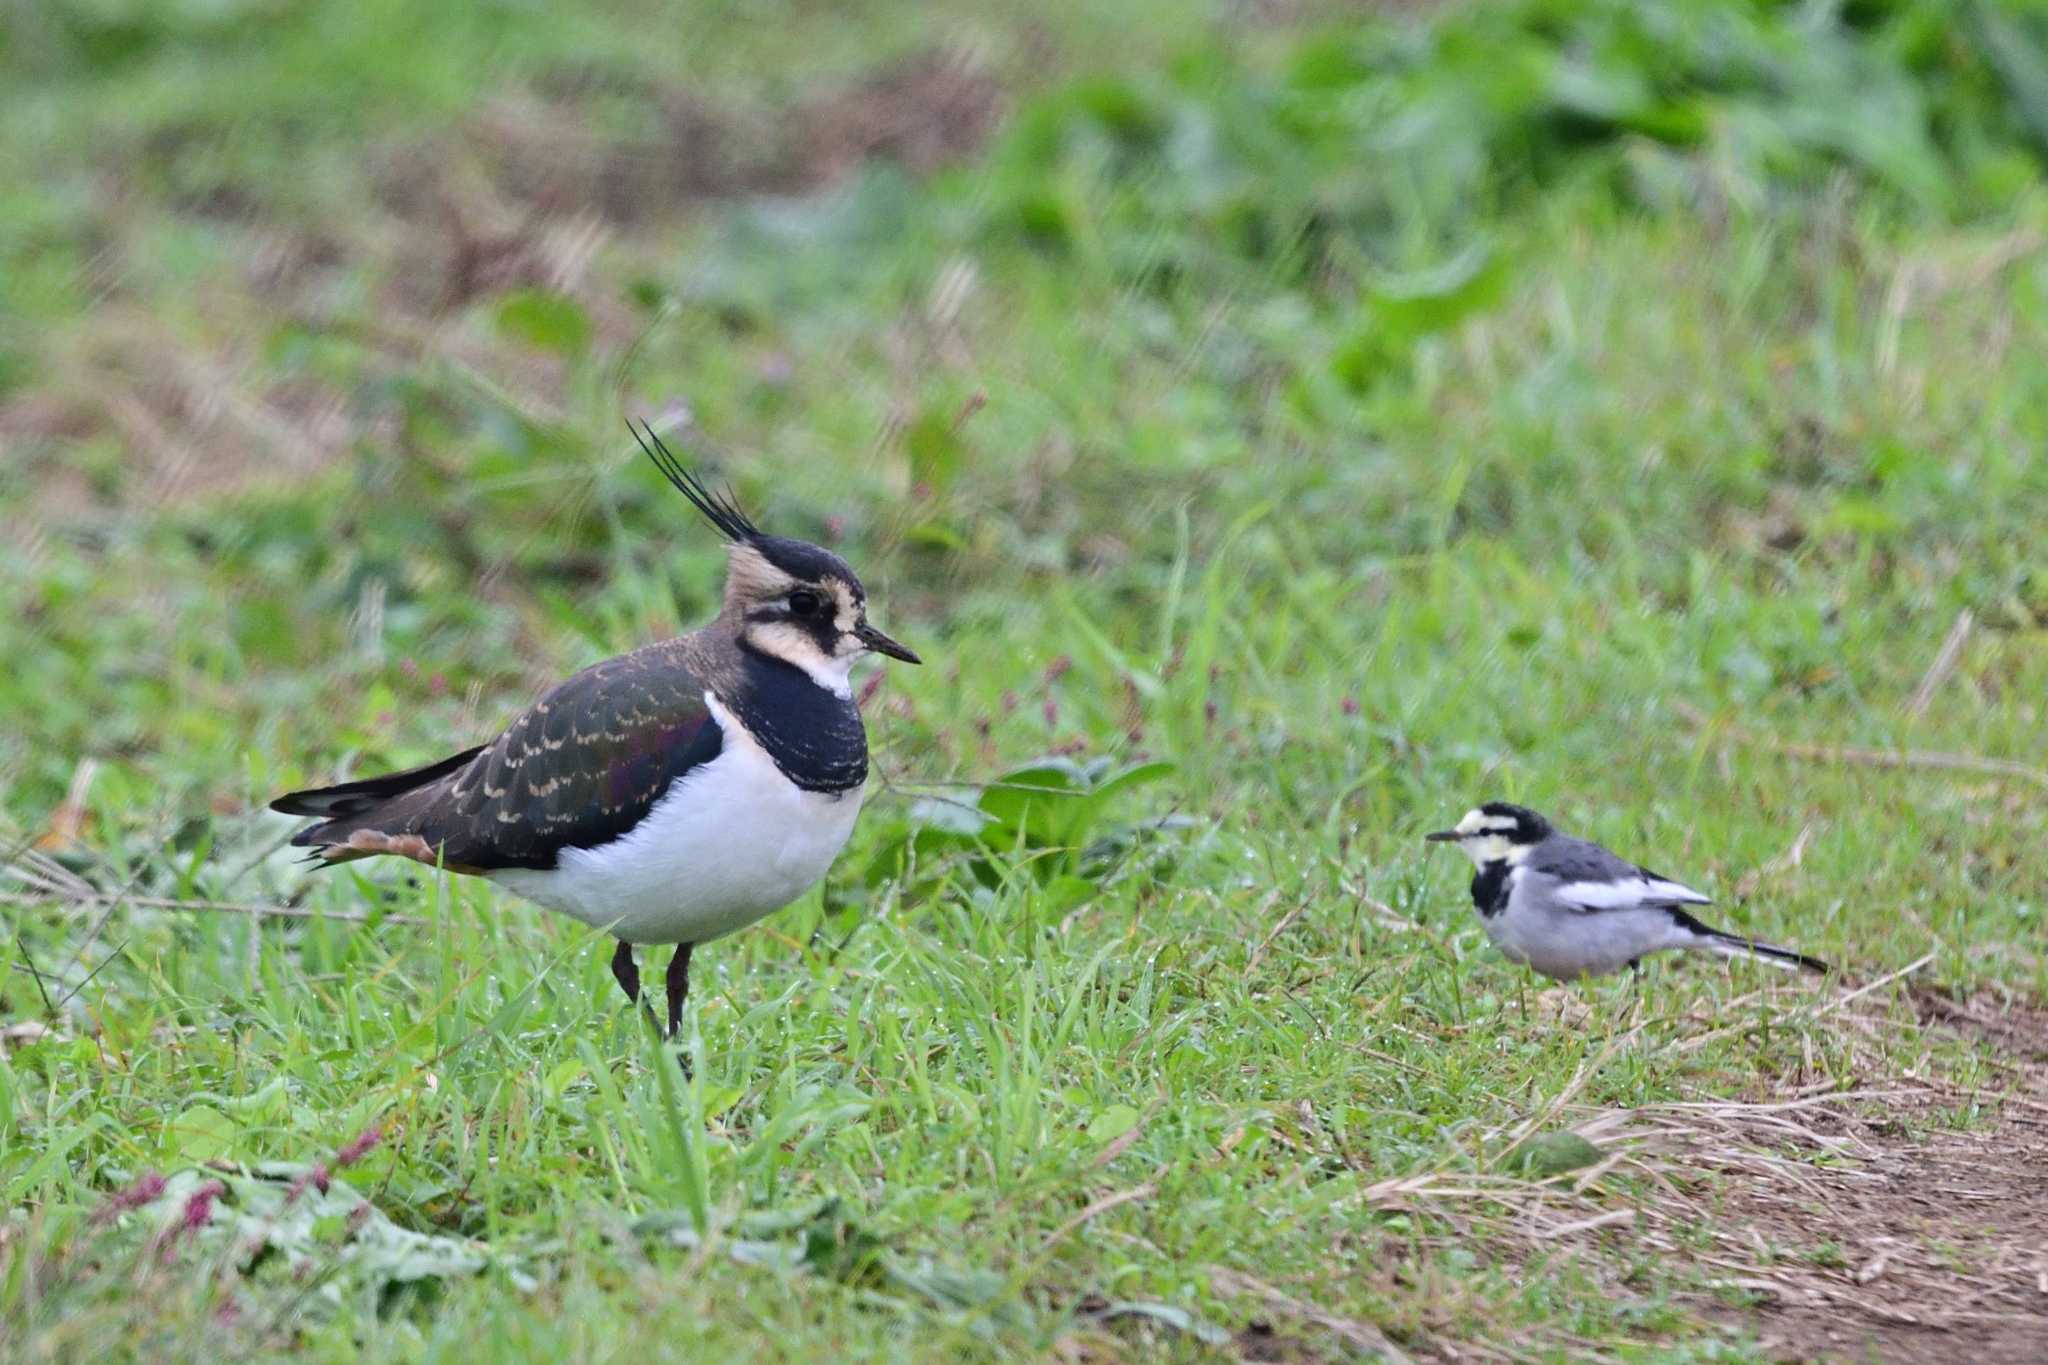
[271,745,484,862]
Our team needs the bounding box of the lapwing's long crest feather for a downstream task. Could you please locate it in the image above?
[631,419,760,542]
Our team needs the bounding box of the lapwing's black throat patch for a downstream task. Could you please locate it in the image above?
[730,646,868,793]
[1471,861,1512,919]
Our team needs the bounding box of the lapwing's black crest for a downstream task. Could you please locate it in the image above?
[632,420,760,543]
[633,420,865,596]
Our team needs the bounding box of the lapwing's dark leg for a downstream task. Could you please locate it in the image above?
[611,940,640,1005]
[665,943,694,1040]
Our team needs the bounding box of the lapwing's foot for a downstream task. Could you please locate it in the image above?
[611,940,640,1003]
[664,943,694,1041]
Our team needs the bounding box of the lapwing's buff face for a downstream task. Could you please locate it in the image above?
[1424,802,1550,868]
[632,421,920,696]
[724,537,919,694]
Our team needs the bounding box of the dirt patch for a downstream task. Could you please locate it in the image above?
[795,49,1005,188]
[476,47,1002,223]
[1697,1114,2048,1362]
[1911,985,2048,1066]
[1668,998,2048,1361]
[1228,1324,1322,1362]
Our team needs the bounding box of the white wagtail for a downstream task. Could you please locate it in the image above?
[271,423,920,1036]
[1425,802,1828,981]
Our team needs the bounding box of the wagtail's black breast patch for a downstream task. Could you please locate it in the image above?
[1471,862,1512,919]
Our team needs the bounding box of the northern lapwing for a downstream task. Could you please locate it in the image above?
[1425,802,1828,981]
[271,424,920,1036]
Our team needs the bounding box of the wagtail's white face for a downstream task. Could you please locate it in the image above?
[1424,802,1550,868]
[724,538,919,695]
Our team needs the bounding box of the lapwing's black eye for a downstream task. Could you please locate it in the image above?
[788,590,822,618]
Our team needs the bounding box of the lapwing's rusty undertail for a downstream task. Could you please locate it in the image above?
[271,423,919,1036]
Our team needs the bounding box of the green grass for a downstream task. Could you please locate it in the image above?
[5,0,2048,1358]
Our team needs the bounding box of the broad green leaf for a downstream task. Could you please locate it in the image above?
[1088,1103,1142,1142]
[1502,1131,1603,1179]
[166,1104,238,1164]
[494,290,592,357]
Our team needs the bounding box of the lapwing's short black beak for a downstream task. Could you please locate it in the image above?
[1424,830,1460,843]
[857,622,921,664]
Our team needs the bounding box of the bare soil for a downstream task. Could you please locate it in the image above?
[1696,991,2048,1362]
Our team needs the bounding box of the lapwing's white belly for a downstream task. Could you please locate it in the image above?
[489,701,864,945]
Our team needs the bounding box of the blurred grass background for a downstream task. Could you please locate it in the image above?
[5,0,2048,1358]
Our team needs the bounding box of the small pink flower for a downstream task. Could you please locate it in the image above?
[1340,697,1360,716]
[93,1171,166,1224]
[285,1163,331,1203]
[335,1126,384,1168]
[1043,698,1058,729]
[153,1179,225,1258]
[856,673,885,708]
[1044,656,1073,683]
[345,1203,372,1234]
[182,1180,225,1233]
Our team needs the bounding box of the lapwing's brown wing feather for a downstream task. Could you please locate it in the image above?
[271,745,487,818]
[286,641,723,872]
